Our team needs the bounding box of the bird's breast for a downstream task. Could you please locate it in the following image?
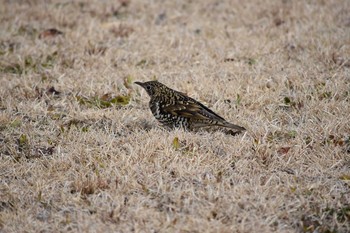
[150,101,161,119]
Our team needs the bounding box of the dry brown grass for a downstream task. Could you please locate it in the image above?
[0,0,349,232]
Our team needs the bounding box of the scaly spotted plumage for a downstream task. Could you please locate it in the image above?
[135,81,245,131]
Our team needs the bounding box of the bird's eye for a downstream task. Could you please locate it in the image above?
[146,85,151,90]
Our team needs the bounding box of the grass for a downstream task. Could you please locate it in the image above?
[0,0,349,232]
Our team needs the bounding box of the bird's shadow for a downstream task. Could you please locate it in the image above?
[136,120,245,136]
[193,127,245,136]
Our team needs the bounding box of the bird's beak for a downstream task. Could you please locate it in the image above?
[134,82,145,88]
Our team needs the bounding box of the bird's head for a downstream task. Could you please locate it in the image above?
[134,80,166,97]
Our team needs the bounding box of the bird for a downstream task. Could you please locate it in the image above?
[135,80,246,132]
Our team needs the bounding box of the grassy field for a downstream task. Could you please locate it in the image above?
[0,0,349,232]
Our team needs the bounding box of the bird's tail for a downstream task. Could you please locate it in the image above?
[220,121,246,131]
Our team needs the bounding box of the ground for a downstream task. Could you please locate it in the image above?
[0,0,349,232]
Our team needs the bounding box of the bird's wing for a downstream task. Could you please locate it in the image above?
[162,98,226,122]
